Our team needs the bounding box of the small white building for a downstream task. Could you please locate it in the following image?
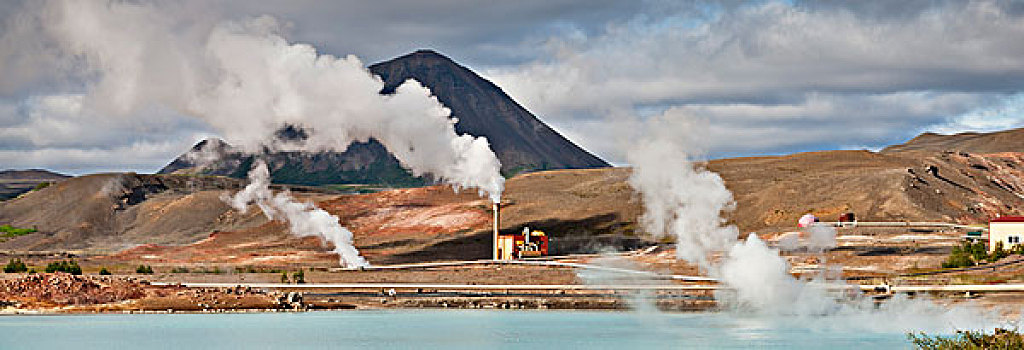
[989,216,1024,252]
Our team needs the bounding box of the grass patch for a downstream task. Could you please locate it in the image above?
[0,225,37,238]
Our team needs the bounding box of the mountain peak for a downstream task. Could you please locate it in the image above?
[160,50,608,184]
[369,50,609,174]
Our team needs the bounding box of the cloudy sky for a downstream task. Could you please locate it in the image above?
[3,0,1024,174]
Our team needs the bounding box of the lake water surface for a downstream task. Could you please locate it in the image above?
[0,310,914,349]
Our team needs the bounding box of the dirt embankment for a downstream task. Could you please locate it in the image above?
[0,272,317,313]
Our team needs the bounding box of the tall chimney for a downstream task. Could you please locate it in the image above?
[493,202,500,260]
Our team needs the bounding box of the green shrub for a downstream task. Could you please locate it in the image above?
[32,182,50,191]
[98,267,112,275]
[909,328,1024,349]
[990,241,1009,262]
[280,272,289,283]
[135,265,154,274]
[969,241,988,262]
[942,241,978,268]
[44,260,82,275]
[4,258,27,273]
[170,267,190,273]
[293,269,305,284]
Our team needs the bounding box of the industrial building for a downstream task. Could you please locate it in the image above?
[496,228,549,260]
[989,216,1024,252]
[493,203,550,260]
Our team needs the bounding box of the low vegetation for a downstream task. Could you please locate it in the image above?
[0,224,37,238]
[941,240,1023,269]
[135,265,154,274]
[234,266,285,274]
[909,329,1024,349]
[98,267,112,275]
[45,260,82,275]
[4,258,28,273]
[279,269,306,284]
[170,266,226,274]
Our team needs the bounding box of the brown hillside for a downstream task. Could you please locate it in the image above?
[5,138,1024,264]
[0,174,268,253]
[882,128,1024,154]
[0,169,69,200]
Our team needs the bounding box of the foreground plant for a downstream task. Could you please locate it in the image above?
[909,328,1024,349]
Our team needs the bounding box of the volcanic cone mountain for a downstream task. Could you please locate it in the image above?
[159,50,608,186]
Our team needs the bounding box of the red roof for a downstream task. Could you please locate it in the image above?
[991,216,1024,223]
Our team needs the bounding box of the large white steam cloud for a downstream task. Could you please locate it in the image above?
[627,109,1007,332]
[22,0,504,202]
[228,160,367,268]
[10,0,506,267]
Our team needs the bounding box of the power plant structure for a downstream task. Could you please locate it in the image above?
[496,228,548,260]
[492,202,549,260]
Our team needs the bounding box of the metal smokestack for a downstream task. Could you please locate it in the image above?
[493,202,500,260]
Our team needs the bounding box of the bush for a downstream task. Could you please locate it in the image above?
[293,269,305,284]
[969,241,988,262]
[32,182,50,191]
[136,265,154,274]
[280,272,289,284]
[170,267,190,273]
[4,258,28,273]
[990,241,1010,262]
[909,328,1024,349]
[942,241,980,268]
[98,267,112,275]
[44,260,82,275]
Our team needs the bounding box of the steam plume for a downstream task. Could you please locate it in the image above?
[229,160,367,268]
[627,110,1003,332]
[20,0,504,202]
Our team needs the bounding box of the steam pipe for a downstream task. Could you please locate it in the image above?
[493,202,500,260]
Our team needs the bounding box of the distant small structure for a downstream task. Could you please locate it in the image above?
[496,227,549,260]
[989,216,1024,252]
[838,212,856,227]
[798,214,819,228]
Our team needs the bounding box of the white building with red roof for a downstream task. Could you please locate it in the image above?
[989,216,1024,253]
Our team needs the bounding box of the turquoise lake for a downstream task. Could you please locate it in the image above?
[0,310,918,349]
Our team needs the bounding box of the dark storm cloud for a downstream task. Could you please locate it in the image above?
[217,0,647,67]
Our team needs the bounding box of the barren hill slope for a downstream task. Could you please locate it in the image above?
[709,149,1024,231]
[6,129,1024,263]
[0,174,268,253]
[0,169,69,200]
[882,127,1024,154]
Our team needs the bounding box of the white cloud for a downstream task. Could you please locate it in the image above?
[486,0,1024,161]
[0,137,211,175]
[930,93,1024,134]
[5,0,1024,173]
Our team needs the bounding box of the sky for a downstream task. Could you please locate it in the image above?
[3,0,1024,174]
